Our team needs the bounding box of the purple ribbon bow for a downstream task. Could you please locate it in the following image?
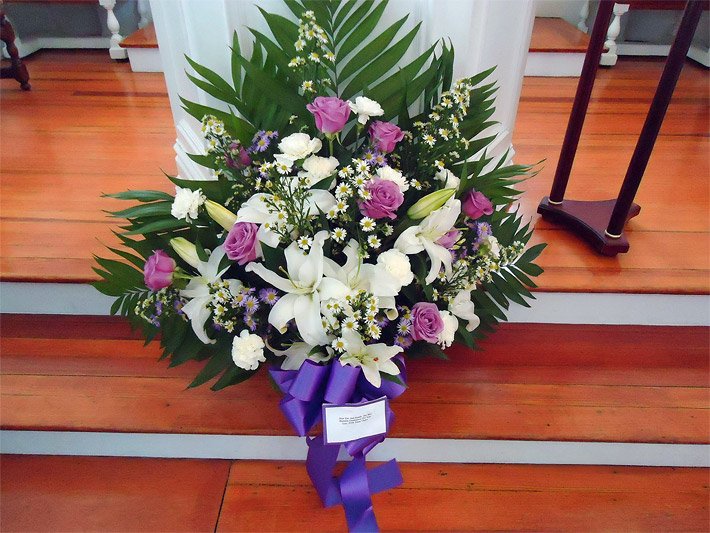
[269,357,407,532]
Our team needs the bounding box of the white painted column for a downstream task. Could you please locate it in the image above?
[150,0,534,180]
[99,0,128,60]
[137,0,151,29]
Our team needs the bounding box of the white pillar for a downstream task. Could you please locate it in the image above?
[137,0,151,29]
[578,0,590,33]
[150,0,534,179]
[99,0,127,60]
[601,3,630,66]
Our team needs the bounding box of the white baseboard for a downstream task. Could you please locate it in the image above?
[688,44,710,68]
[1,282,708,326]
[1,431,707,467]
[525,52,584,77]
[14,36,111,58]
[127,48,163,72]
[617,43,671,57]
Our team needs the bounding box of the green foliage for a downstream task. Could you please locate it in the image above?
[93,0,546,387]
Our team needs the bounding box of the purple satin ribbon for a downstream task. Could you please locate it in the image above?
[269,357,407,532]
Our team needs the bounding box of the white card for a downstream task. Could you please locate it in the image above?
[323,397,388,444]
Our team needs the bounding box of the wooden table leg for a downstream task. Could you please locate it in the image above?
[538,0,701,256]
[0,14,30,91]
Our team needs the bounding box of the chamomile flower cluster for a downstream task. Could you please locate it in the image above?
[290,11,333,96]
[322,290,388,350]
[135,288,185,328]
[410,77,480,181]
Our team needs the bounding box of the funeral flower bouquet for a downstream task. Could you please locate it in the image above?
[94,2,544,530]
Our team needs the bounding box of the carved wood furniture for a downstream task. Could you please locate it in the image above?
[0,4,30,90]
[538,0,704,256]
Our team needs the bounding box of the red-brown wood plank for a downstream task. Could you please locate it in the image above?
[1,316,707,443]
[217,461,710,532]
[0,454,231,532]
[1,51,708,293]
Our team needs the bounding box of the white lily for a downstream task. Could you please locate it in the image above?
[322,239,403,318]
[180,246,242,344]
[269,342,331,371]
[449,290,481,332]
[245,231,348,346]
[237,190,337,248]
[395,198,461,284]
[339,330,402,388]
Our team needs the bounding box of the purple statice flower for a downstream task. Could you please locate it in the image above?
[394,334,413,349]
[241,295,260,314]
[149,315,160,327]
[213,323,223,332]
[249,130,279,153]
[259,288,280,306]
[373,150,388,167]
[155,301,163,316]
[363,149,377,165]
[477,222,493,239]
[243,314,257,332]
[174,300,185,315]
[471,221,494,252]
[397,318,412,336]
[375,315,390,329]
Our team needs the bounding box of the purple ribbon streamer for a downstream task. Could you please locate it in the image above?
[269,357,407,532]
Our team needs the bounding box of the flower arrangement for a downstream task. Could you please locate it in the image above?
[94,2,545,530]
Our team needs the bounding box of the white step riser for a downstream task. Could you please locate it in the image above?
[525,52,585,77]
[127,48,163,72]
[2,431,707,468]
[1,282,708,326]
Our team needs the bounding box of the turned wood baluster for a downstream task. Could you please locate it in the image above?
[99,0,127,60]
[600,3,630,67]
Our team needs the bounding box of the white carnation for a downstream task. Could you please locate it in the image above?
[301,155,339,183]
[171,186,205,222]
[484,235,501,258]
[278,132,322,162]
[438,310,458,349]
[449,290,480,332]
[376,166,409,192]
[377,249,414,287]
[349,96,384,125]
[435,168,460,191]
[231,329,266,371]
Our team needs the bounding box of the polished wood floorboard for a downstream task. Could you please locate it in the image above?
[529,17,590,53]
[2,455,705,532]
[0,454,231,532]
[0,51,707,293]
[2,315,707,443]
[218,461,709,532]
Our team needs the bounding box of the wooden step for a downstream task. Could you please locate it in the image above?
[121,22,158,49]
[1,455,707,532]
[2,315,707,443]
[529,17,590,53]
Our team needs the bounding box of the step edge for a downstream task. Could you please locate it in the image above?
[1,282,707,326]
[2,430,708,467]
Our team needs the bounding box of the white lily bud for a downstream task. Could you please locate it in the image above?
[407,188,456,220]
[169,237,201,269]
[205,200,237,231]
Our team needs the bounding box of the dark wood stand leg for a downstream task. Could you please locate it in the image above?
[0,13,31,91]
[538,1,701,256]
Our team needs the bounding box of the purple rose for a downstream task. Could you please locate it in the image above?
[369,121,404,153]
[436,229,460,249]
[224,222,259,265]
[226,142,252,169]
[144,250,176,291]
[359,178,404,220]
[462,190,494,220]
[410,302,445,343]
[306,96,351,134]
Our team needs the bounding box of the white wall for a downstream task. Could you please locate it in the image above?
[534,0,587,25]
[151,0,535,180]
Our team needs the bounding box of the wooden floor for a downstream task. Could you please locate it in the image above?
[1,455,707,532]
[0,51,708,293]
[2,315,707,443]
[529,17,590,53]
